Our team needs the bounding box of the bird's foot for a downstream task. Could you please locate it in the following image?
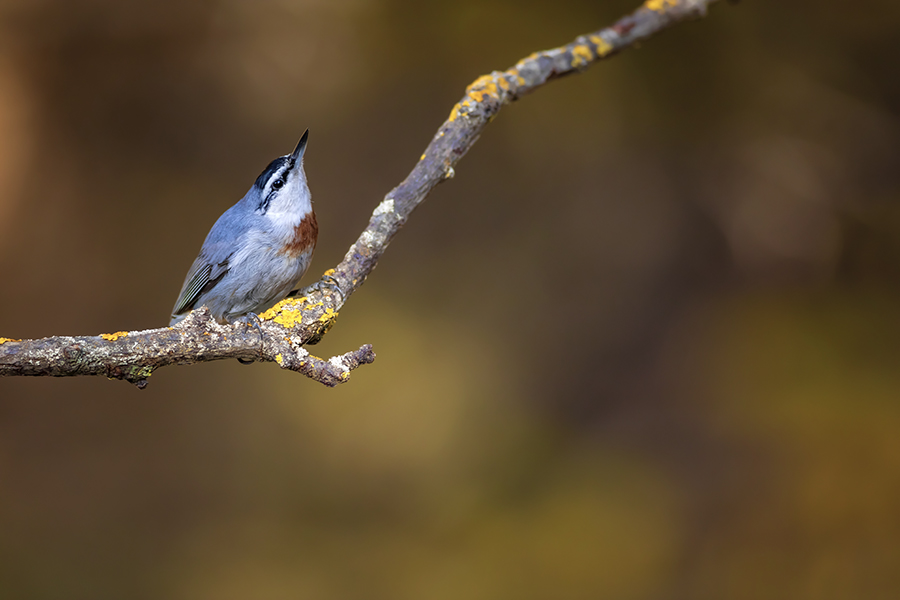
[294,274,344,303]
[235,312,264,363]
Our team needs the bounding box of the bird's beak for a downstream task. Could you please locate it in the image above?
[291,129,309,162]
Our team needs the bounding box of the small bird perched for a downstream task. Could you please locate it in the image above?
[170,130,317,325]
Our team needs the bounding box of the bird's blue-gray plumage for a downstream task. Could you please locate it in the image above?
[171,130,316,325]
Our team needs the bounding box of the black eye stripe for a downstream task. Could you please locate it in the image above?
[253,155,294,192]
[254,152,297,213]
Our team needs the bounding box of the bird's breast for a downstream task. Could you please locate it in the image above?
[279,210,318,258]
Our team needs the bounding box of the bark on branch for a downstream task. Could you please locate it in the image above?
[0,0,722,388]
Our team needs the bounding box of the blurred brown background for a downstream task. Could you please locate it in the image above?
[1,0,899,598]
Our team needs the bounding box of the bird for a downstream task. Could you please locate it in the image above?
[170,129,317,326]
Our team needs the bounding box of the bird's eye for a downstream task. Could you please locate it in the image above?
[272,179,284,190]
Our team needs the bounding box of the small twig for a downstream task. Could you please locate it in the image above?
[0,0,721,388]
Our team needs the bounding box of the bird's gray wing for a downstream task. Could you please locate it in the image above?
[172,252,231,317]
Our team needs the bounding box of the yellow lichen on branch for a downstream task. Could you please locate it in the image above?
[260,298,306,328]
[589,34,614,57]
[318,307,338,324]
[100,332,128,341]
[645,0,679,12]
[448,72,510,122]
[571,44,594,68]
[259,294,335,333]
[504,68,526,87]
[465,75,500,103]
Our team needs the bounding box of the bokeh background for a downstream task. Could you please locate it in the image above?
[1,0,899,598]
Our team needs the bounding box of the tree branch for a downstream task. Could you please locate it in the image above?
[0,0,721,388]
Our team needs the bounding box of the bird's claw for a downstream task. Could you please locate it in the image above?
[296,274,344,303]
